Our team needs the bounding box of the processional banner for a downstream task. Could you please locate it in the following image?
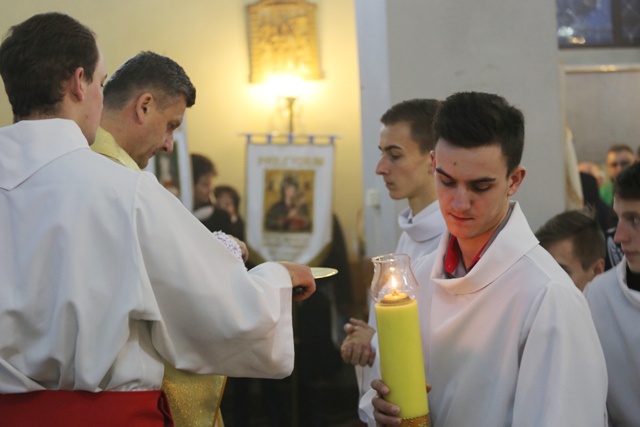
[246,141,334,264]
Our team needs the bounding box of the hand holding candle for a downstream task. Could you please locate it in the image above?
[371,253,430,427]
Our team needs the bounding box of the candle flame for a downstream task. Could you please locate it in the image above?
[390,276,398,295]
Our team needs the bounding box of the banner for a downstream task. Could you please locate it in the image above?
[246,142,334,264]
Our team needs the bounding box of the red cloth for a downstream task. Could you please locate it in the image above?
[444,236,487,275]
[0,389,173,426]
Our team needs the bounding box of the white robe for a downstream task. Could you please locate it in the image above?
[359,202,608,426]
[0,119,295,393]
[584,260,640,427]
[395,201,447,260]
[356,200,446,423]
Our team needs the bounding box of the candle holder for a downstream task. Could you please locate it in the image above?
[371,253,431,427]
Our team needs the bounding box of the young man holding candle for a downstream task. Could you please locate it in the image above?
[366,92,608,426]
[584,162,640,426]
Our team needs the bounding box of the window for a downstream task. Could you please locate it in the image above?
[557,0,640,47]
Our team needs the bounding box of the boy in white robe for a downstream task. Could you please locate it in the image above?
[339,100,446,423]
[365,91,607,427]
[584,162,640,427]
[535,209,606,292]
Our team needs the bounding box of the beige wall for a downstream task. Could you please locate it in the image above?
[0,0,364,260]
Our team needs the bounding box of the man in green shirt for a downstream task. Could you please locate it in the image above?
[600,144,635,206]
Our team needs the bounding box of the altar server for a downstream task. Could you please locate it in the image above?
[0,12,315,426]
[364,92,608,427]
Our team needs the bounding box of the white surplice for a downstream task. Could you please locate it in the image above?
[585,260,640,427]
[0,119,294,393]
[359,202,608,427]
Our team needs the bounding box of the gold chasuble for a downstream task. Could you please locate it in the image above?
[91,127,141,172]
[162,366,226,427]
[91,127,226,427]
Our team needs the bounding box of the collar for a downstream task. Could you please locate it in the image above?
[91,127,141,171]
[441,202,515,280]
[0,119,88,191]
[432,202,539,295]
[444,236,488,277]
[398,200,447,242]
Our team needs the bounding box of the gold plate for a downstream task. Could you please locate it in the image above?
[310,267,338,279]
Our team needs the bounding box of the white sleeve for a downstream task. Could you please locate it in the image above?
[132,173,294,378]
[513,283,608,426]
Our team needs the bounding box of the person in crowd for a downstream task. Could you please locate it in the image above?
[191,153,233,235]
[97,52,237,426]
[600,144,635,206]
[339,99,446,423]
[535,209,605,291]
[214,185,245,241]
[0,12,315,426]
[580,171,616,237]
[579,161,605,188]
[366,91,607,426]
[584,162,640,426]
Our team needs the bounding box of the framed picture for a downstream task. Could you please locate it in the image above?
[145,118,193,210]
[246,0,323,83]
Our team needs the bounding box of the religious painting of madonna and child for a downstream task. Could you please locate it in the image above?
[263,169,315,232]
[246,141,333,264]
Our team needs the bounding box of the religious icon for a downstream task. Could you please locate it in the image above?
[247,0,323,83]
[263,169,314,232]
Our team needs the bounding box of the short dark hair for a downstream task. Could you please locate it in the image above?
[191,153,216,186]
[434,92,525,174]
[607,144,634,156]
[380,99,442,153]
[103,51,196,110]
[614,161,640,200]
[536,210,605,271]
[0,12,99,121]
[214,185,241,211]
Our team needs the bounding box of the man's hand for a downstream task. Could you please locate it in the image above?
[371,379,401,426]
[279,261,316,301]
[341,318,376,366]
[371,379,432,426]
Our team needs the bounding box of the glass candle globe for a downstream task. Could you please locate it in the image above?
[371,253,419,303]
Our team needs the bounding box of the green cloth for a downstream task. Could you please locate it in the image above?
[600,180,613,207]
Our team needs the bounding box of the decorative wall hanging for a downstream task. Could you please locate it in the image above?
[247,0,323,83]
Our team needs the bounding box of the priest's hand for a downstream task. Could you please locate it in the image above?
[371,379,401,426]
[279,261,316,301]
[341,318,376,366]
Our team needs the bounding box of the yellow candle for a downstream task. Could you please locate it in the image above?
[375,292,429,420]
